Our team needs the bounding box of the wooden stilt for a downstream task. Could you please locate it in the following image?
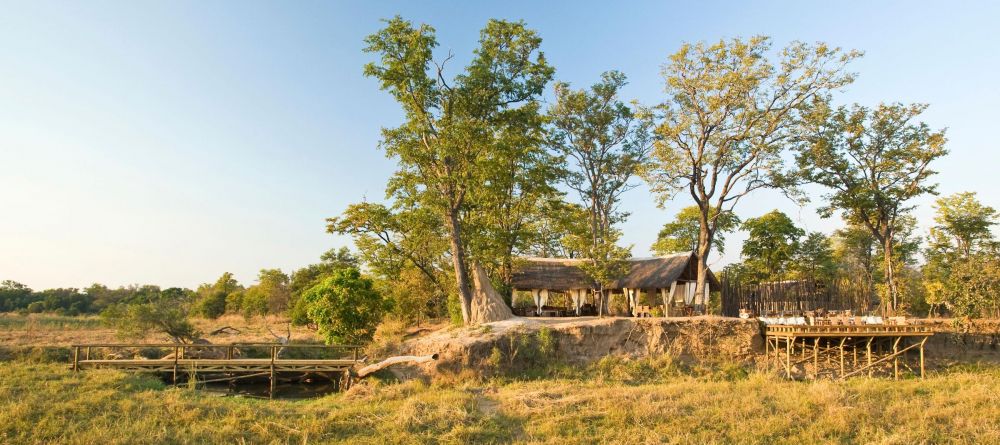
[919,337,927,379]
[892,337,902,380]
[786,336,793,379]
[866,337,873,378]
[269,346,276,399]
[173,345,179,386]
[72,346,79,371]
[813,337,819,376]
[839,337,846,377]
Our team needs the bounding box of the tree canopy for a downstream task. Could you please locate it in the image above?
[797,102,948,312]
[646,36,860,302]
[361,16,554,324]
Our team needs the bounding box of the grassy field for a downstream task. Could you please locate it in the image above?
[1,358,998,444]
[0,313,325,347]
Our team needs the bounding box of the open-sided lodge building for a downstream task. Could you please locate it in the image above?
[511,252,720,317]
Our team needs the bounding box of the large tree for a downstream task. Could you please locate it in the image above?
[645,37,860,305]
[362,17,553,324]
[797,102,947,313]
[547,70,651,314]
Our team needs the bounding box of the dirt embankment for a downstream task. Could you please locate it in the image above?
[403,316,763,375]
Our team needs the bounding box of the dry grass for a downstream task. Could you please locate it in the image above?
[0,358,998,444]
[0,313,323,347]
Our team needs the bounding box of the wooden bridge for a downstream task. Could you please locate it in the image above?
[764,324,934,380]
[71,343,364,397]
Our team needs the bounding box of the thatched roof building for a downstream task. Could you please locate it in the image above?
[511,252,720,291]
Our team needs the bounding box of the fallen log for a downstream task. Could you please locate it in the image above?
[209,326,241,335]
[355,354,439,378]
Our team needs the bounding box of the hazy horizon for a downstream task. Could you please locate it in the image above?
[3,1,999,290]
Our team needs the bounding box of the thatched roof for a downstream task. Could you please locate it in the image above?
[511,252,720,291]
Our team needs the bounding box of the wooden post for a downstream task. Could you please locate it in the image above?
[892,336,902,380]
[813,337,819,377]
[173,345,179,386]
[785,336,792,379]
[85,346,91,361]
[269,345,276,399]
[839,337,847,377]
[865,337,873,378]
[919,337,927,379]
[72,346,79,371]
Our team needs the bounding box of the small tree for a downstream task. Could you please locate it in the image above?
[652,206,738,256]
[194,272,242,319]
[101,298,199,343]
[740,210,804,281]
[793,232,836,282]
[300,268,391,344]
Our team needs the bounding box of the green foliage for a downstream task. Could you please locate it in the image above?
[939,253,1000,318]
[793,232,837,282]
[301,268,390,344]
[646,36,859,297]
[797,101,948,311]
[239,286,269,319]
[931,192,999,257]
[0,281,35,313]
[193,272,242,319]
[652,206,739,256]
[546,71,651,312]
[360,16,554,324]
[329,203,452,323]
[100,294,198,343]
[740,210,805,281]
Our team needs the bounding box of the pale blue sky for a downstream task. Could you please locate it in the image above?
[2,1,999,289]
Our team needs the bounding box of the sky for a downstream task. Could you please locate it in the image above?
[2,1,999,290]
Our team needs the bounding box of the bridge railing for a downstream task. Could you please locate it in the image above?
[69,342,364,370]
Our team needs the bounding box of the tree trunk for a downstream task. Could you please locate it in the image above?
[694,223,713,310]
[446,209,474,324]
[882,234,898,315]
[597,287,606,318]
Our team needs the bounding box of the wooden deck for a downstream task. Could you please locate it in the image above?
[70,343,364,397]
[763,324,934,380]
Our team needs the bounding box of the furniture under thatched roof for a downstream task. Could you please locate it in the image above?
[511,252,720,291]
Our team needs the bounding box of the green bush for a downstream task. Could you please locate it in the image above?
[300,268,390,344]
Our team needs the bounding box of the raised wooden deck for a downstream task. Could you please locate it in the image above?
[765,324,934,337]
[763,324,934,380]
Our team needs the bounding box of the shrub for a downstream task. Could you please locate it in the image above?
[301,268,390,344]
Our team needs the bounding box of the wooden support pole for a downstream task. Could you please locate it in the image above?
[173,345,179,386]
[839,337,847,377]
[786,336,793,379]
[813,337,819,376]
[866,337,873,378]
[919,337,927,379]
[86,346,91,361]
[72,346,79,371]
[892,336,902,380]
[269,345,276,399]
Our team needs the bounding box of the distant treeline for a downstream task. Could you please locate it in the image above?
[0,247,362,320]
